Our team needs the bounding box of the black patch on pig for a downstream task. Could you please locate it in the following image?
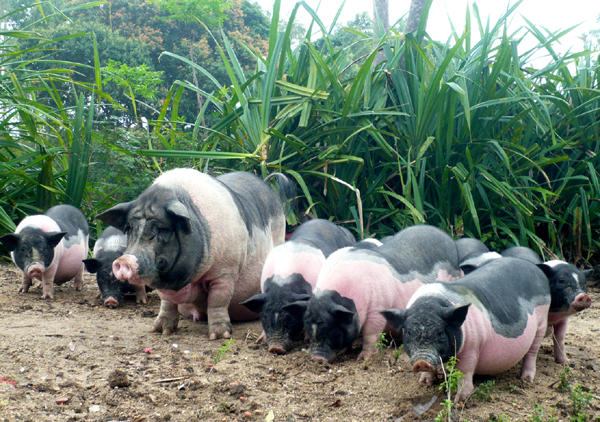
[217,172,287,237]
[455,237,489,265]
[500,246,542,265]
[288,219,356,258]
[537,262,590,312]
[97,183,211,291]
[1,227,65,271]
[304,290,360,361]
[46,205,89,246]
[381,297,468,365]
[444,258,551,338]
[241,274,312,349]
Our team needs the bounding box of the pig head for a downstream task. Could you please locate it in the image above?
[97,185,210,291]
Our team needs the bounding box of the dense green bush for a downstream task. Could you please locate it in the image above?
[143,0,600,264]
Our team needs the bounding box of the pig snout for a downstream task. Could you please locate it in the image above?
[412,359,437,374]
[572,293,592,311]
[104,297,119,308]
[112,255,139,283]
[26,263,44,279]
[312,355,329,363]
[268,342,288,355]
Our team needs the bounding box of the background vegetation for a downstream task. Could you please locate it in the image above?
[1,0,599,266]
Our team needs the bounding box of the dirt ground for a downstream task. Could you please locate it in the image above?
[0,263,599,422]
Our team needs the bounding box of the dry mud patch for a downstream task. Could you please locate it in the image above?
[0,263,599,421]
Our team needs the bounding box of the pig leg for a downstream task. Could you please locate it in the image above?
[207,275,235,340]
[358,316,387,360]
[19,274,33,294]
[134,285,148,305]
[150,299,180,335]
[455,353,478,402]
[41,274,55,299]
[551,319,568,364]
[256,330,267,344]
[74,266,84,291]
[521,319,547,381]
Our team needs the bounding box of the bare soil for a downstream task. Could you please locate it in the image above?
[0,263,599,422]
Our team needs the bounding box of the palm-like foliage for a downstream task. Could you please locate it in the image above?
[0,1,103,234]
[131,0,599,262]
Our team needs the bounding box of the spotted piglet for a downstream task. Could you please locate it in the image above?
[241,219,356,354]
[537,260,592,363]
[83,227,148,308]
[0,205,89,299]
[382,258,551,401]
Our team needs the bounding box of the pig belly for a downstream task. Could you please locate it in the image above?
[462,305,549,375]
[230,227,277,321]
[261,250,324,288]
[54,241,88,284]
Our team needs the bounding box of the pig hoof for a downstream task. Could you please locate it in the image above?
[150,317,179,335]
[208,322,233,340]
[256,331,267,344]
[41,294,53,300]
[358,351,375,361]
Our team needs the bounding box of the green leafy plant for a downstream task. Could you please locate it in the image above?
[214,338,235,364]
[435,356,464,422]
[375,332,387,352]
[531,403,558,422]
[558,365,574,393]
[570,384,593,422]
[471,380,495,402]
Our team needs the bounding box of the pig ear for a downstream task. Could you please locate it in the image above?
[459,264,478,275]
[332,304,355,324]
[46,231,67,248]
[536,263,554,279]
[0,233,20,252]
[290,293,312,302]
[82,258,101,274]
[582,269,593,280]
[97,202,133,232]
[165,201,192,234]
[445,304,470,328]
[239,293,267,313]
[282,300,308,318]
[380,309,407,331]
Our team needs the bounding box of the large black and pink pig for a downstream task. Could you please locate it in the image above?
[381,257,551,401]
[0,205,89,299]
[96,169,293,340]
[241,219,356,354]
[299,224,461,362]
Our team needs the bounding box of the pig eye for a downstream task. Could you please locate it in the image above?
[436,329,445,339]
[157,228,172,242]
[156,257,168,271]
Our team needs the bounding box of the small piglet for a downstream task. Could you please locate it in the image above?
[0,205,89,299]
[538,260,592,363]
[299,224,461,362]
[382,258,551,401]
[83,227,148,308]
[241,219,356,354]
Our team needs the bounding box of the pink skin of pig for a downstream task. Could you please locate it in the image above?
[315,251,458,361]
[14,215,88,299]
[446,303,548,401]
